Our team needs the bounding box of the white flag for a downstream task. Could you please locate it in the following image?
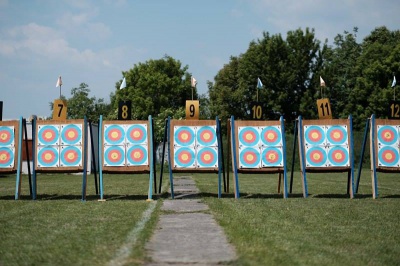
[320,76,326,87]
[392,76,397,88]
[191,77,197,87]
[120,77,126,90]
[257,77,263,89]
[56,76,62,87]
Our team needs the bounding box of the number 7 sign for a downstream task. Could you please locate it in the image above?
[52,99,67,120]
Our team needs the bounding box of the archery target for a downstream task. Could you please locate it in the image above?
[261,147,283,167]
[377,125,399,146]
[238,127,260,147]
[304,125,326,146]
[37,146,59,167]
[260,126,282,146]
[126,124,147,145]
[174,147,196,168]
[0,126,14,147]
[239,147,261,168]
[196,146,218,168]
[196,126,217,147]
[327,146,349,167]
[326,125,348,145]
[0,147,14,168]
[306,146,328,167]
[60,124,82,145]
[126,145,148,166]
[378,146,400,167]
[38,125,60,146]
[174,126,195,147]
[104,146,125,166]
[60,146,82,167]
[104,125,125,145]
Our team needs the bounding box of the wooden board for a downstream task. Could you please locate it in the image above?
[0,120,20,172]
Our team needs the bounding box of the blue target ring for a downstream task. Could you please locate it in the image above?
[260,126,282,146]
[60,146,82,167]
[261,147,283,167]
[38,125,59,145]
[304,125,325,146]
[239,127,260,147]
[104,125,125,145]
[174,147,195,167]
[327,125,347,145]
[174,127,195,147]
[378,146,399,167]
[0,126,14,146]
[37,146,59,167]
[127,145,148,166]
[126,124,147,145]
[197,147,218,168]
[61,124,82,145]
[104,146,125,166]
[306,146,327,167]
[377,126,398,146]
[239,147,260,168]
[0,147,14,167]
[328,146,349,166]
[196,126,217,146]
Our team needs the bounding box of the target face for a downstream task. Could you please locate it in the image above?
[37,146,59,167]
[261,147,283,167]
[327,146,349,167]
[126,124,147,145]
[60,124,82,145]
[304,125,325,146]
[104,146,125,166]
[306,146,327,167]
[127,145,148,166]
[38,125,60,146]
[377,126,398,146]
[0,147,14,168]
[326,125,348,145]
[196,146,218,168]
[104,125,125,145]
[196,126,217,146]
[260,126,282,146]
[378,146,400,167]
[174,147,196,168]
[0,126,14,146]
[60,146,82,167]
[174,126,195,147]
[239,147,261,168]
[238,127,260,147]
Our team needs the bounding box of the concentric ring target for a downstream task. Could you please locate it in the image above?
[306,146,327,167]
[378,146,400,167]
[377,126,398,146]
[104,146,125,166]
[37,146,59,167]
[126,124,147,145]
[0,126,14,146]
[304,125,325,146]
[127,145,148,166]
[327,125,348,145]
[174,126,195,147]
[61,124,82,145]
[196,126,217,146]
[104,125,125,145]
[239,147,260,168]
[174,147,195,168]
[328,146,349,166]
[0,147,14,168]
[261,147,283,167]
[238,127,260,147]
[196,147,218,168]
[260,126,282,146]
[38,125,59,145]
[60,146,82,167]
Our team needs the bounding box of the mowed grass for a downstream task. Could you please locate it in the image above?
[194,171,400,266]
[0,173,160,266]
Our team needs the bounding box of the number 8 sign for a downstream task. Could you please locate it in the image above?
[118,100,132,120]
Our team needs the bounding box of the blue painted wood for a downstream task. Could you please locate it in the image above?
[280,116,288,198]
[14,117,23,200]
[230,116,240,198]
[148,115,154,200]
[99,115,104,200]
[356,118,370,193]
[81,117,88,201]
[32,116,37,200]
[349,115,355,198]
[167,117,174,199]
[298,116,308,198]
[370,114,378,198]
[216,116,222,198]
[290,119,298,194]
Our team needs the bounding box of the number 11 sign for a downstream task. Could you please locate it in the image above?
[317,98,332,119]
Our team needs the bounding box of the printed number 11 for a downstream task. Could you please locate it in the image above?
[320,102,330,117]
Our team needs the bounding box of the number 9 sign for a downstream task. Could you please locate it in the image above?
[185,100,199,120]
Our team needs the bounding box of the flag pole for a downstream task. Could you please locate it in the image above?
[257,87,259,102]
[59,84,62,99]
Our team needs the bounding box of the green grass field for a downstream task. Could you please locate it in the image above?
[1,171,399,265]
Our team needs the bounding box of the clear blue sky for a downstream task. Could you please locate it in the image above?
[1,0,399,119]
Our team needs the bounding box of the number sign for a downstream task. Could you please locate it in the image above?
[250,102,263,120]
[52,99,67,120]
[185,100,199,120]
[317,98,332,119]
[118,100,132,120]
[389,100,400,119]
[0,101,3,121]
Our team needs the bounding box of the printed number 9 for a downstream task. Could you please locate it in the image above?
[190,104,195,117]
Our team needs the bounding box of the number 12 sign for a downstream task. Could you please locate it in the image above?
[317,98,332,119]
[389,100,400,119]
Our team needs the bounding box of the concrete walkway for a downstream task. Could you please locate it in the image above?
[145,176,236,265]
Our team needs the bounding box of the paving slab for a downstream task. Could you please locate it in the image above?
[161,199,209,213]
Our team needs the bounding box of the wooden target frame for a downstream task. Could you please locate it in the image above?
[165,117,224,198]
[297,116,355,198]
[32,117,89,200]
[98,115,155,201]
[228,116,288,199]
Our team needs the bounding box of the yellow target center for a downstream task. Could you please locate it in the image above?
[385,153,393,160]
[45,132,53,139]
[111,132,119,139]
[267,132,275,140]
[335,153,342,160]
[385,132,392,139]
[313,153,321,160]
[182,154,189,160]
[0,154,6,161]
[311,132,319,139]
[0,133,7,140]
[181,133,188,141]
[44,153,52,160]
[246,154,254,161]
[67,131,75,138]
[67,153,75,160]
[203,132,211,140]
[268,154,276,160]
[111,152,118,159]
[333,132,340,139]
[204,154,211,161]
[134,151,141,159]
[133,131,140,138]
[245,134,253,141]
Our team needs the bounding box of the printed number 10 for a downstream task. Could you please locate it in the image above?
[252,105,262,119]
